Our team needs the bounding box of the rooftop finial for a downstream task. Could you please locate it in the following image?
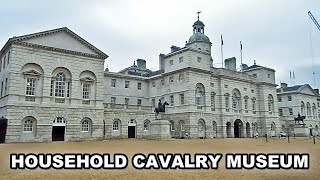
[254,60,256,65]
[197,11,202,20]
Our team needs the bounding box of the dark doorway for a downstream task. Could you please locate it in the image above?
[234,119,243,138]
[128,126,136,138]
[52,126,65,141]
[0,118,8,143]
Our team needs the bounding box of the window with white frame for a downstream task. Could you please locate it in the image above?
[225,95,230,111]
[111,79,116,87]
[161,79,164,85]
[53,72,70,98]
[125,81,130,88]
[82,83,91,99]
[111,97,116,107]
[180,121,185,131]
[179,74,184,81]
[279,108,283,116]
[267,95,274,113]
[169,60,173,66]
[125,98,129,106]
[152,98,155,107]
[23,120,33,132]
[7,51,10,65]
[113,120,120,131]
[137,99,142,106]
[152,81,155,87]
[137,82,142,90]
[197,56,201,63]
[170,121,175,131]
[244,97,248,112]
[289,108,293,116]
[211,92,215,111]
[55,117,65,123]
[278,96,282,102]
[179,56,183,63]
[180,94,185,105]
[288,95,292,101]
[26,78,36,96]
[4,78,8,95]
[252,98,256,114]
[143,121,150,131]
[170,95,174,106]
[81,120,90,132]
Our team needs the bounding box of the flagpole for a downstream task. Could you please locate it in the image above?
[240,41,243,71]
[221,34,224,68]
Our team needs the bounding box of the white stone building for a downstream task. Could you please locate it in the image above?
[277,83,320,136]
[0,18,281,142]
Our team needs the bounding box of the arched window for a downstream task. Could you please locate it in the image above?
[143,120,150,131]
[198,119,205,132]
[81,120,90,132]
[55,72,66,97]
[113,120,120,131]
[306,103,311,117]
[271,122,275,131]
[179,120,185,131]
[224,93,230,111]
[51,68,71,100]
[23,120,33,132]
[170,120,175,131]
[312,103,316,117]
[232,89,241,113]
[267,95,274,113]
[300,101,305,116]
[195,84,205,106]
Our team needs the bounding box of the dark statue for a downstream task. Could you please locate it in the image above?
[294,113,306,125]
[154,99,169,117]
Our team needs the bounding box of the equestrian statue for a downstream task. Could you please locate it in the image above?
[154,99,169,118]
[294,113,306,125]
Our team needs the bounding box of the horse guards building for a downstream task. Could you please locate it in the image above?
[0,17,319,142]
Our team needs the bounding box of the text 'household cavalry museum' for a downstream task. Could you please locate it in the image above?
[0,17,293,142]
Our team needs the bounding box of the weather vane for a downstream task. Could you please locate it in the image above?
[197,11,202,20]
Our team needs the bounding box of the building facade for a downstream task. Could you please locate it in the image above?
[0,18,281,142]
[277,83,320,136]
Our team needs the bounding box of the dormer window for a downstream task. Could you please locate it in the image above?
[169,60,173,66]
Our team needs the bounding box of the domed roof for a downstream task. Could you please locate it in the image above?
[193,20,205,27]
[188,33,211,44]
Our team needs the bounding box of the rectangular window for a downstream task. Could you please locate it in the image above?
[0,59,2,72]
[244,88,247,91]
[152,81,155,87]
[279,109,283,116]
[169,60,173,66]
[252,99,256,114]
[289,108,293,115]
[125,98,129,106]
[4,78,8,95]
[111,79,116,87]
[170,95,174,106]
[225,96,229,109]
[224,84,228,88]
[210,83,214,87]
[125,81,130,88]
[179,56,183,63]
[1,81,3,97]
[137,82,142,90]
[7,51,10,65]
[50,80,54,96]
[268,74,271,78]
[3,56,6,69]
[82,83,91,99]
[161,79,164,85]
[152,98,155,107]
[252,74,257,77]
[251,89,255,93]
[211,93,215,111]
[197,56,201,63]
[244,98,248,110]
[179,74,184,81]
[288,95,292,101]
[180,94,185,105]
[137,99,142,106]
[26,78,36,96]
[66,82,70,98]
[278,96,282,102]
[111,97,116,108]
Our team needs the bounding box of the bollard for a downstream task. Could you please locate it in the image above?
[288,136,290,143]
[294,133,295,139]
[314,136,316,144]
[279,134,280,139]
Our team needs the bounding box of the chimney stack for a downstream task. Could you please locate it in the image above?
[224,57,237,71]
[136,59,146,69]
[281,83,288,88]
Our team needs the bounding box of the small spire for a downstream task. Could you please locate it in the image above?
[197,11,202,20]
[254,60,256,65]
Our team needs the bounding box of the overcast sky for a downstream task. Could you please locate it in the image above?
[0,0,319,88]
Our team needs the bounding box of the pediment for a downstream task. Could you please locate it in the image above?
[80,77,95,82]
[22,70,42,76]
[300,85,318,96]
[11,27,108,59]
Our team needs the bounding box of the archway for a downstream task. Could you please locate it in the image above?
[128,119,136,138]
[212,121,217,138]
[253,122,258,136]
[226,122,231,138]
[246,122,250,138]
[315,125,319,136]
[234,119,243,138]
[0,118,8,143]
[198,119,205,139]
[52,117,66,141]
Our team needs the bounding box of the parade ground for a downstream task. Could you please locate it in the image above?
[0,138,319,180]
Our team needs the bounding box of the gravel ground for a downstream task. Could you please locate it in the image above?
[0,138,319,180]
